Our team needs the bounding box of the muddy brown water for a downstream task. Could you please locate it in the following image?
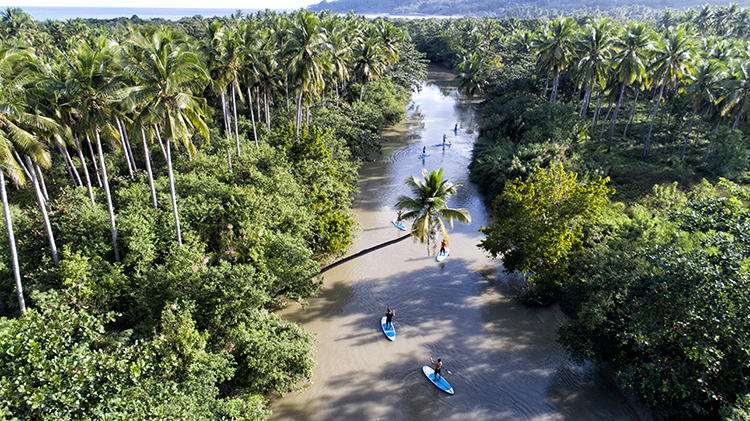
[269,66,640,421]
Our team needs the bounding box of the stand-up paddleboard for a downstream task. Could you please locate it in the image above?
[417,153,430,159]
[380,316,395,341]
[392,219,406,231]
[435,143,452,147]
[436,248,450,262]
[422,366,454,394]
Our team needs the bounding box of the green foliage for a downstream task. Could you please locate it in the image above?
[480,164,610,291]
[558,179,750,418]
[469,94,587,200]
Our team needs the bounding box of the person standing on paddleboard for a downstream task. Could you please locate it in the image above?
[385,308,395,329]
[430,357,443,380]
[396,210,403,221]
[454,123,458,132]
[439,238,448,255]
[422,146,426,155]
[443,133,447,143]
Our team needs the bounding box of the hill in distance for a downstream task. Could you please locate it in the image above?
[307,0,750,16]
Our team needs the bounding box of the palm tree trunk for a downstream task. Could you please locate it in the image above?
[1,171,25,315]
[86,134,102,188]
[296,88,304,139]
[592,89,603,125]
[264,89,270,130]
[155,126,182,246]
[62,145,82,187]
[118,117,138,171]
[544,73,549,94]
[256,86,262,127]
[608,83,626,147]
[306,104,310,126]
[732,113,740,131]
[598,97,614,143]
[11,149,32,181]
[642,83,665,160]
[74,137,95,206]
[25,155,58,267]
[285,76,290,112]
[220,91,231,136]
[247,86,258,147]
[58,144,78,187]
[141,127,158,210]
[35,164,49,202]
[623,89,640,139]
[95,129,120,262]
[579,85,591,116]
[360,83,366,102]
[704,118,722,161]
[231,82,240,157]
[317,234,412,275]
[680,109,696,161]
[550,70,560,103]
[116,119,134,179]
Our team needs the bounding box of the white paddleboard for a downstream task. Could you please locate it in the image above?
[436,247,450,262]
[380,316,395,341]
[422,365,454,394]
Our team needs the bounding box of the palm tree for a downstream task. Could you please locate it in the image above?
[395,168,471,245]
[575,18,614,117]
[352,29,386,102]
[642,25,695,159]
[318,169,471,274]
[533,17,577,103]
[456,53,486,97]
[65,37,124,261]
[607,23,652,149]
[0,45,54,313]
[124,27,210,247]
[284,11,329,138]
[719,60,750,133]
[680,59,723,161]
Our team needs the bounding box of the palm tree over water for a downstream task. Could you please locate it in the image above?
[318,169,471,274]
[396,168,471,245]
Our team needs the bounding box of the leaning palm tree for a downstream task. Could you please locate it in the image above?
[124,27,210,247]
[0,45,54,314]
[575,17,614,117]
[317,169,471,274]
[396,168,471,245]
[680,59,723,161]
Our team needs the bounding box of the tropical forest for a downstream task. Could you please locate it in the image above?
[0,2,748,420]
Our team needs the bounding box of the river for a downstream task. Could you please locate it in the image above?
[269,66,640,421]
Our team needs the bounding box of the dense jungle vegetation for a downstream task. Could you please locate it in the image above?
[0,8,425,419]
[404,3,750,419]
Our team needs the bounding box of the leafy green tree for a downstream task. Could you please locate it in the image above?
[479,164,610,291]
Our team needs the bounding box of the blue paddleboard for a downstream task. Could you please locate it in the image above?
[418,153,430,159]
[380,316,395,341]
[436,248,450,262]
[392,220,406,231]
[422,365,454,394]
[435,143,452,147]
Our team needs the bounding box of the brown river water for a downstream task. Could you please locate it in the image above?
[269,66,641,421]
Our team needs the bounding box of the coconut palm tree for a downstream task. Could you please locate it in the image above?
[124,27,209,247]
[352,29,387,102]
[607,23,652,149]
[0,45,54,313]
[680,59,723,161]
[575,18,614,117]
[719,60,750,133]
[65,37,124,261]
[284,11,329,138]
[396,168,471,245]
[456,53,486,97]
[318,169,471,274]
[642,25,695,159]
[533,17,577,103]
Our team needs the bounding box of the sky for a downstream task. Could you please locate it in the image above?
[2,0,318,9]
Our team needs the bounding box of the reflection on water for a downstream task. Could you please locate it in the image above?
[269,65,640,421]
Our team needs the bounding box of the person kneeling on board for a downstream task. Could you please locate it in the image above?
[385,308,395,329]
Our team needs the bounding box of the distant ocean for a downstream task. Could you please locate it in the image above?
[1,6,266,21]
